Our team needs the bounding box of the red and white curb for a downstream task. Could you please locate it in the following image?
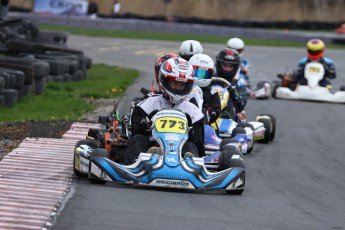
[0,122,103,230]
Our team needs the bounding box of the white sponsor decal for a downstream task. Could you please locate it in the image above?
[165,135,179,141]
[151,179,193,188]
[167,157,177,163]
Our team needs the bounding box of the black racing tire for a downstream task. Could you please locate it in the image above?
[219,138,239,151]
[34,77,46,95]
[89,148,110,184]
[260,114,276,141]
[85,56,92,69]
[13,72,25,90]
[219,147,245,195]
[223,144,244,160]
[2,89,19,107]
[231,127,246,138]
[218,147,245,171]
[40,58,65,75]
[87,128,102,140]
[74,140,100,177]
[271,80,282,98]
[32,60,50,79]
[0,73,9,89]
[19,84,32,98]
[218,150,232,171]
[67,60,79,73]
[257,118,271,143]
[0,77,4,95]
[62,73,73,82]
[0,64,34,85]
[0,95,4,106]
[73,70,84,81]
[52,75,64,82]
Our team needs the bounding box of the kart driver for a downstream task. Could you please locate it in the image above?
[127,57,205,164]
[188,53,221,124]
[296,38,336,89]
[227,37,251,83]
[214,48,247,121]
[179,40,203,61]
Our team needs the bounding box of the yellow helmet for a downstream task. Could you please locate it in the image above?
[307,39,325,60]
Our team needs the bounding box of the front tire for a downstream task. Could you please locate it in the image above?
[260,114,276,141]
[218,147,245,195]
[88,148,110,184]
[257,118,271,143]
[74,140,99,177]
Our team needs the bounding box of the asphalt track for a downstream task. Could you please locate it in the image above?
[52,35,345,230]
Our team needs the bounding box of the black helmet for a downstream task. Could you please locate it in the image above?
[215,48,240,81]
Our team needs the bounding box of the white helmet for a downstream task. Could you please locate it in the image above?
[179,40,203,61]
[189,54,214,88]
[159,57,195,105]
[226,38,245,56]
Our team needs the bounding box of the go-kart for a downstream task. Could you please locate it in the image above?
[273,62,345,103]
[74,109,246,194]
[73,111,130,177]
[189,84,255,155]
[239,73,272,100]
[211,77,276,144]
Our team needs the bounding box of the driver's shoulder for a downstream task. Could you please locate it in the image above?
[298,57,308,65]
[323,57,334,64]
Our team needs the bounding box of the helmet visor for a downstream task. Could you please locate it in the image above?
[236,48,244,54]
[193,66,213,80]
[308,49,323,56]
[163,75,194,96]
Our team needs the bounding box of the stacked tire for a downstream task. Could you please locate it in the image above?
[0,18,92,107]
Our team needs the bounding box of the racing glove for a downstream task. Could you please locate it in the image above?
[227,79,239,98]
[209,110,219,124]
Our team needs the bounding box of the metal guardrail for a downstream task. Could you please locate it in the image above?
[7,12,345,44]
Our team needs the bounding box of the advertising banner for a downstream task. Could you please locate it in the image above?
[33,0,89,16]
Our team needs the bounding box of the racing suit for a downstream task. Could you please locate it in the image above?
[127,94,205,164]
[194,85,221,124]
[296,57,336,88]
[214,73,247,121]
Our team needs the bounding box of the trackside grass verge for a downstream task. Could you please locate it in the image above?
[38,24,309,48]
[0,64,138,122]
[38,24,345,49]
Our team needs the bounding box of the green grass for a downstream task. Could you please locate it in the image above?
[38,24,345,49]
[0,64,138,122]
[38,24,310,48]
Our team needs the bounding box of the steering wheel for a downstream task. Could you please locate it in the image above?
[210,77,231,88]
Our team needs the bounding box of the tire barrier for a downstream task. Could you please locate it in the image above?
[0,18,92,108]
[7,12,345,45]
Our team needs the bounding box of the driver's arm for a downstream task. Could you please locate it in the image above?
[188,118,205,157]
[130,106,149,135]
